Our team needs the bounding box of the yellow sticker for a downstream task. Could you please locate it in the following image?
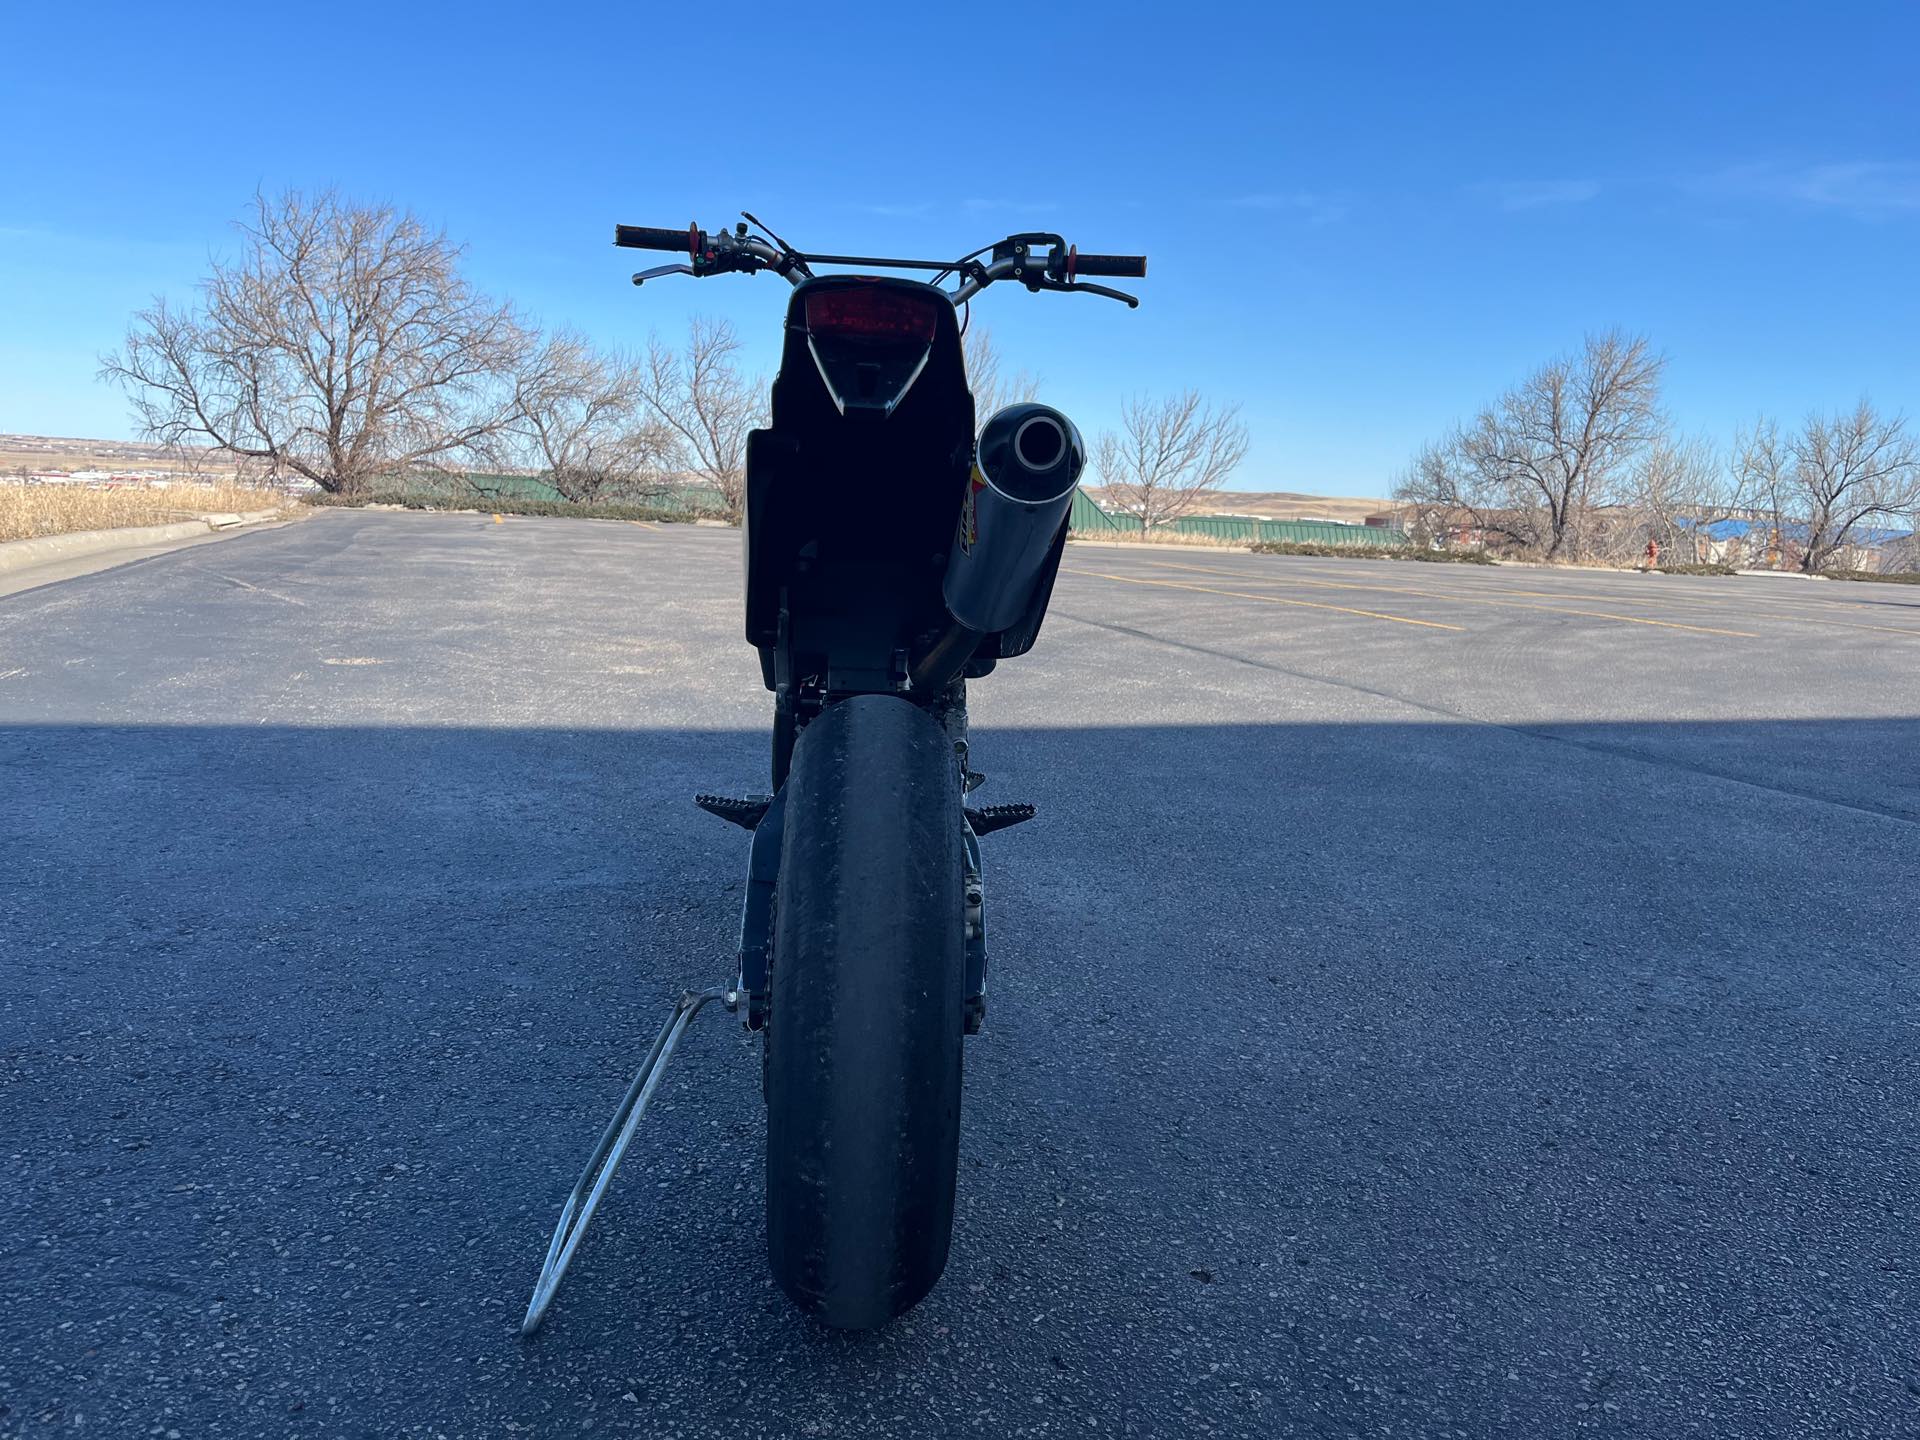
[958,465,985,553]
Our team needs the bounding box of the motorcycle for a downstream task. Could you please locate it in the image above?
[521,216,1146,1335]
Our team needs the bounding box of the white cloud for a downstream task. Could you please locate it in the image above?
[1700,160,1920,216]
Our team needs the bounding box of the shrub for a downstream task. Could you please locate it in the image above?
[1821,568,1920,584]
[1249,540,1496,564]
[302,491,723,525]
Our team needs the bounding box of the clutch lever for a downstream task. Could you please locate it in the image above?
[632,264,696,287]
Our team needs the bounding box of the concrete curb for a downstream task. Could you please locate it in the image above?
[0,510,299,576]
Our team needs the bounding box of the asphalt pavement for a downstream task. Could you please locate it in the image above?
[3,511,1916,1438]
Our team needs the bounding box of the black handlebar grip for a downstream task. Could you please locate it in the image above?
[614,224,700,253]
[1071,252,1148,279]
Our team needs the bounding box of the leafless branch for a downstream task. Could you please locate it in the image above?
[635,317,764,520]
[100,189,530,495]
[504,330,671,503]
[1787,400,1919,571]
[1094,391,1250,531]
[1622,434,1732,561]
[1396,330,1666,559]
[963,325,1041,419]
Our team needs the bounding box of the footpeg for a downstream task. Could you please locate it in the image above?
[694,793,771,830]
[521,985,736,1336]
[966,802,1036,835]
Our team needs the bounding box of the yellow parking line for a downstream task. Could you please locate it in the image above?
[1176,559,1920,637]
[1651,583,1920,625]
[1723,612,1920,638]
[1231,562,1700,604]
[1060,568,1466,631]
[1156,555,1920,632]
[631,520,662,531]
[1136,559,1758,638]
[1358,570,1920,629]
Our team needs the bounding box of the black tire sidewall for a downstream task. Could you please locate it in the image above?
[765,695,967,1330]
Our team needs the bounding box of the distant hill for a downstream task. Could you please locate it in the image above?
[4,435,1398,524]
[1086,487,1394,524]
[1,433,235,479]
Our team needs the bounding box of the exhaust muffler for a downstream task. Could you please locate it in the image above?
[912,404,1084,693]
[944,403,1085,632]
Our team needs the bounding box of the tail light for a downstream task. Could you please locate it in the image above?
[805,286,942,344]
[800,282,946,417]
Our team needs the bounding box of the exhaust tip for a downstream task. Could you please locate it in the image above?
[1013,414,1068,473]
[977,402,1085,504]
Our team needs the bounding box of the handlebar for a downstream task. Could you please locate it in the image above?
[613,217,1146,308]
[614,224,700,254]
[1063,251,1147,279]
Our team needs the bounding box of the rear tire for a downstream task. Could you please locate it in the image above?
[766,694,967,1330]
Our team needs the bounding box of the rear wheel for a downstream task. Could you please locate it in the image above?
[765,694,966,1330]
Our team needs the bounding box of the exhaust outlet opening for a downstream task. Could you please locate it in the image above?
[1013,415,1067,474]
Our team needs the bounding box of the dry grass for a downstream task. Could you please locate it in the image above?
[1068,528,1251,549]
[0,481,292,543]
[1083,486,1391,525]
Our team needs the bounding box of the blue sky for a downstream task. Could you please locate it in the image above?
[3,1,1916,497]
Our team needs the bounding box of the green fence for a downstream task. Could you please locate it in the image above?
[460,472,565,502]
[1067,490,1407,547]
[1070,489,1134,534]
[1170,515,1409,546]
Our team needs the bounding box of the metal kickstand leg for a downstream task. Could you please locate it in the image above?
[520,984,737,1336]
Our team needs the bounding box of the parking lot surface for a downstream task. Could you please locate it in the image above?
[3,511,1916,1438]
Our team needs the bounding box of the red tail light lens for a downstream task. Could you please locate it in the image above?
[805,287,943,343]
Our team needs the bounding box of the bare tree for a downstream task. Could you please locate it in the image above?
[1094,392,1250,531]
[1393,439,1517,552]
[636,317,764,520]
[1786,401,1920,572]
[1396,331,1665,560]
[1626,434,1733,563]
[963,325,1040,418]
[507,330,671,503]
[1731,419,1795,568]
[101,190,530,496]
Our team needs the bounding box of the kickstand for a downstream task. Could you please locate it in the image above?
[521,984,736,1336]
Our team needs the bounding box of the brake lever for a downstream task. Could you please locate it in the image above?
[632,264,696,287]
[1028,278,1139,308]
[1069,282,1139,308]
